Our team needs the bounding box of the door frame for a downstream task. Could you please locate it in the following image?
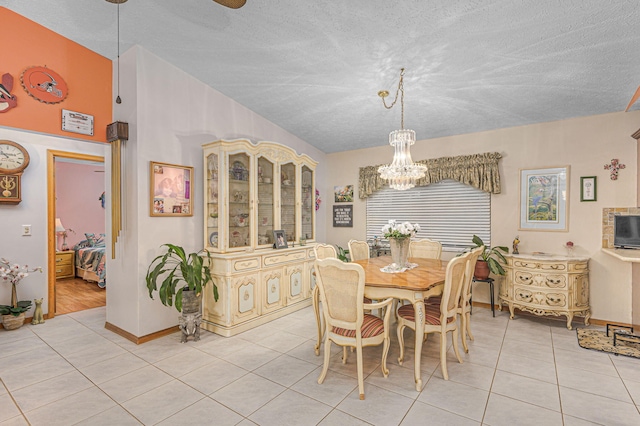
[47,150,105,318]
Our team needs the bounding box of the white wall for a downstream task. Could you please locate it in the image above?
[107,46,328,337]
[325,111,639,324]
[0,128,107,317]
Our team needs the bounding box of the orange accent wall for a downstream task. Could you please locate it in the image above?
[0,7,112,142]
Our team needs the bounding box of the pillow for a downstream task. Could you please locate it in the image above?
[85,233,97,247]
[95,234,105,246]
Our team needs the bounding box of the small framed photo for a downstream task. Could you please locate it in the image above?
[334,185,354,202]
[150,161,194,217]
[273,229,288,249]
[580,176,597,202]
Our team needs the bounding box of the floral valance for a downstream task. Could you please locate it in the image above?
[359,152,502,199]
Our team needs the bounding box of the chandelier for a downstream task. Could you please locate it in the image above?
[377,68,427,190]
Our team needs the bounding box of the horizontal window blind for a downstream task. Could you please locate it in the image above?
[366,179,491,251]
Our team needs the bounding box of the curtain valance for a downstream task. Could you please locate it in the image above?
[358,152,502,199]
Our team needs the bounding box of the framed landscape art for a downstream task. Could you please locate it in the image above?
[519,166,569,231]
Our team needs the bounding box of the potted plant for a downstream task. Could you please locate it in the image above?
[470,235,508,280]
[145,244,219,312]
[0,258,42,330]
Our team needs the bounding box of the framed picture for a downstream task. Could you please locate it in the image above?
[334,185,354,202]
[580,176,597,202]
[333,205,353,227]
[273,229,288,249]
[150,161,194,217]
[519,166,569,231]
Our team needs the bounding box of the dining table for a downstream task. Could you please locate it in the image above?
[353,256,447,391]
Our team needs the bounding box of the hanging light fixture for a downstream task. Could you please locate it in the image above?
[106,0,127,104]
[377,68,427,190]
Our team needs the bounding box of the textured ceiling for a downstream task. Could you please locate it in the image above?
[3,0,640,153]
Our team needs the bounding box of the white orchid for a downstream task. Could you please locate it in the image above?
[381,220,420,239]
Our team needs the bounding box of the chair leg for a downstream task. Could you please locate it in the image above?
[439,332,449,380]
[313,286,323,356]
[342,346,348,364]
[452,328,463,364]
[318,338,331,384]
[460,312,469,353]
[397,323,406,365]
[356,343,365,400]
[466,311,474,341]
[381,335,390,378]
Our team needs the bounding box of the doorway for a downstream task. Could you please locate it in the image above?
[47,150,105,318]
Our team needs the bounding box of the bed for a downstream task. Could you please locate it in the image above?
[73,235,106,288]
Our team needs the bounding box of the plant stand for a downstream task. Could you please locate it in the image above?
[2,313,25,330]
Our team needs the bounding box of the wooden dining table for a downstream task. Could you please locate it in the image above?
[353,256,447,391]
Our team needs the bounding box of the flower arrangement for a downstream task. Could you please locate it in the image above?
[0,258,42,316]
[315,188,321,211]
[381,220,420,239]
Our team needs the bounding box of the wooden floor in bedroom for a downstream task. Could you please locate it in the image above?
[55,277,106,315]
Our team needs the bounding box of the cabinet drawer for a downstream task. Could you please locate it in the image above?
[513,269,567,288]
[55,264,74,278]
[513,260,567,272]
[263,251,307,267]
[513,286,567,308]
[55,253,73,266]
[234,258,259,272]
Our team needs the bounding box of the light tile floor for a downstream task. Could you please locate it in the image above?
[1,306,640,425]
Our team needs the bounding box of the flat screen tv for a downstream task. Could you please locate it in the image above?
[614,215,640,249]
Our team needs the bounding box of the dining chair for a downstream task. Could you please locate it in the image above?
[459,246,484,352]
[408,238,443,259]
[348,239,370,261]
[312,243,338,355]
[396,250,471,380]
[315,258,394,400]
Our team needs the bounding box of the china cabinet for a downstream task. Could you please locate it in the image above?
[201,139,318,336]
[499,253,591,329]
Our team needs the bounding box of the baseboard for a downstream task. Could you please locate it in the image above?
[105,321,179,345]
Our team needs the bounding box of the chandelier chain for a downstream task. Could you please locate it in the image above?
[380,68,406,129]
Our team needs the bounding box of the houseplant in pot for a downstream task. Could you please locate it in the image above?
[145,244,218,342]
[470,235,508,279]
[0,258,42,330]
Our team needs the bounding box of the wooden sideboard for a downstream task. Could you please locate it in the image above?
[499,253,590,329]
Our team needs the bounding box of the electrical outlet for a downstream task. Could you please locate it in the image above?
[22,225,31,236]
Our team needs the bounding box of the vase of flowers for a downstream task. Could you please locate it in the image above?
[381,220,420,271]
[0,258,42,329]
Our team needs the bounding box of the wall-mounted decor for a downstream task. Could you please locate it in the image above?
[519,166,569,231]
[333,205,353,227]
[273,229,288,249]
[0,140,30,204]
[604,159,625,180]
[334,185,354,202]
[62,109,94,136]
[20,66,68,104]
[150,161,193,217]
[315,188,321,211]
[0,73,17,112]
[580,176,597,202]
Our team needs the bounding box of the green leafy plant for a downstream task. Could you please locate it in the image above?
[145,244,219,312]
[471,235,508,276]
[0,300,32,317]
[336,245,350,262]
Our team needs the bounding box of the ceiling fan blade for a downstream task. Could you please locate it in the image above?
[213,0,246,9]
[625,85,640,112]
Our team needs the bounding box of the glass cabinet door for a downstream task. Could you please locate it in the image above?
[301,165,314,241]
[206,152,219,249]
[228,152,251,249]
[257,156,275,247]
[280,162,296,243]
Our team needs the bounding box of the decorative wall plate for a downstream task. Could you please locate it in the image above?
[20,66,68,104]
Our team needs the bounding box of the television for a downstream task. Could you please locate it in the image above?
[614,215,640,249]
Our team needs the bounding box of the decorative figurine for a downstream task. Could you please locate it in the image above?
[31,298,45,324]
[512,236,520,255]
[179,312,201,343]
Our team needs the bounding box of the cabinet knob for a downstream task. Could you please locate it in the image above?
[243,290,250,301]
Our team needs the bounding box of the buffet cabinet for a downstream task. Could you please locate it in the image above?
[201,139,318,336]
[499,254,591,329]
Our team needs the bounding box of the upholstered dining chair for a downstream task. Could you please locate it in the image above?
[315,258,393,400]
[459,246,484,352]
[348,239,370,261]
[396,251,471,380]
[312,243,338,355]
[408,238,443,259]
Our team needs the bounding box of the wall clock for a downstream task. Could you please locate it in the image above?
[0,140,30,204]
[20,66,68,104]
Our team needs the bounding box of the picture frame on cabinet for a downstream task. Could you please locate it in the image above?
[580,176,597,202]
[519,166,569,231]
[150,161,194,217]
[273,229,288,249]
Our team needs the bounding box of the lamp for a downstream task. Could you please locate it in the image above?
[377,68,427,190]
[55,218,68,251]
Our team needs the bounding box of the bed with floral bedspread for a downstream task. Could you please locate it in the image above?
[73,233,106,288]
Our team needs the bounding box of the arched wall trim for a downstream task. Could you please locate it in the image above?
[358,152,502,199]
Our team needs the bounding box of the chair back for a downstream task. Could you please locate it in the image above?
[409,239,442,259]
[314,243,337,260]
[440,251,472,318]
[461,246,484,306]
[348,240,370,261]
[315,258,365,331]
